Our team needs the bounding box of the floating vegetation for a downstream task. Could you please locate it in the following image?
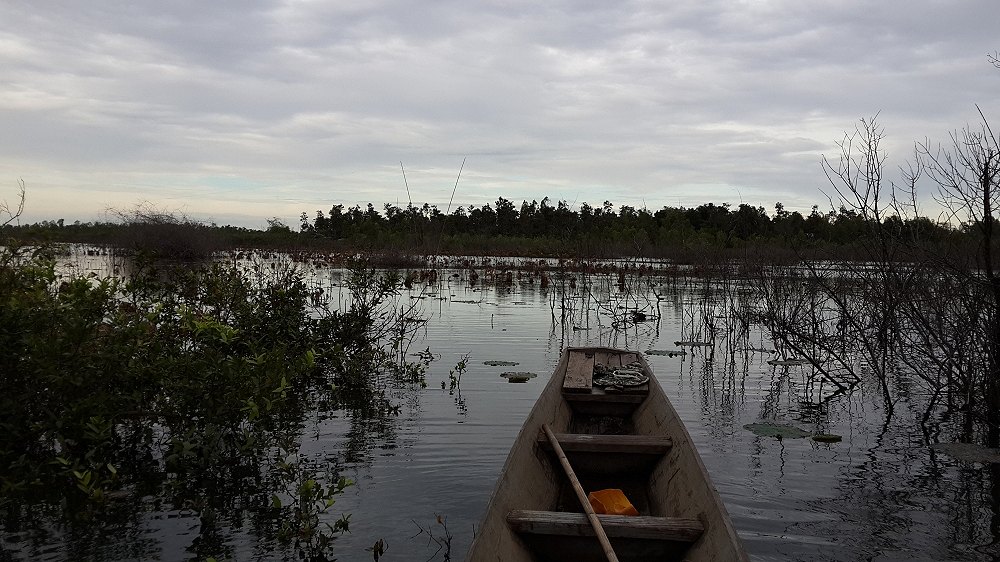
[645,349,687,357]
[768,358,809,366]
[812,434,843,443]
[674,341,713,347]
[410,348,436,361]
[744,423,811,439]
[451,299,480,304]
[501,372,537,383]
[484,360,519,366]
[931,442,1000,464]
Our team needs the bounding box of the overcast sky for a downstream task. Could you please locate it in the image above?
[2,1,998,228]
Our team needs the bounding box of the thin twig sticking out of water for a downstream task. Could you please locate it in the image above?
[411,515,453,561]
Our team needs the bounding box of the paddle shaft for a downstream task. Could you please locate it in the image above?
[541,423,620,562]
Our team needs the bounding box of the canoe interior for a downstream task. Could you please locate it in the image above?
[467,347,748,562]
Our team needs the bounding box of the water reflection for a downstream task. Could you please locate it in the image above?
[324,269,1000,561]
[3,254,999,561]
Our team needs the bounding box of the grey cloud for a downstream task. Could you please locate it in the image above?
[1,0,998,225]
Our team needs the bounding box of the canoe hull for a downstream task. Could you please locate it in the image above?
[466,347,748,562]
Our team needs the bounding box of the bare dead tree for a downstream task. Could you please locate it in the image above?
[822,117,890,225]
[1,178,26,227]
[739,56,1000,447]
[914,109,1000,445]
[815,106,1000,445]
[818,116,914,416]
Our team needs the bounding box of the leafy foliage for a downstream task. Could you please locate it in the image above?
[0,245,414,560]
[2,195,971,260]
[296,197,963,257]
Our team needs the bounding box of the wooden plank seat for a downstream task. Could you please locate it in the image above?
[538,433,673,455]
[563,350,596,393]
[563,386,649,417]
[538,432,673,476]
[565,385,649,398]
[507,510,704,542]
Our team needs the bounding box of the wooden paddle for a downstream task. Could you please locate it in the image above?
[542,423,620,562]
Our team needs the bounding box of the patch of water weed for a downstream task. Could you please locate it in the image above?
[645,349,687,357]
[931,443,1000,464]
[410,347,436,362]
[768,358,809,366]
[501,372,537,383]
[483,360,519,366]
[744,423,811,439]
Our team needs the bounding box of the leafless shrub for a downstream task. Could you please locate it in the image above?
[1,179,25,228]
[760,106,1000,445]
[110,203,225,260]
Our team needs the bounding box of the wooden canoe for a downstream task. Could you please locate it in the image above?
[466,347,748,562]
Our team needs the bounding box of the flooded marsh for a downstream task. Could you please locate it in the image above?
[1,248,998,561]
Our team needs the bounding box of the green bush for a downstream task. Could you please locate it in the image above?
[0,245,413,560]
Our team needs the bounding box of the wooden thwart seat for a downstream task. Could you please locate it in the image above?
[563,388,648,403]
[507,510,704,542]
[539,432,673,476]
[563,388,647,417]
[539,433,673,455]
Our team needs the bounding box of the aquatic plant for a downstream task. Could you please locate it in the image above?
[0,244,418,559]
[743,423,811,439]
[448,354,470,392]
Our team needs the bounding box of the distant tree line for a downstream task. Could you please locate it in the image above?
[0,217,298,256]
[0,196,973,259]
[297,197,960,254]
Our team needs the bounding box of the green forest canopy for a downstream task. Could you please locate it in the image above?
[3,197,963,255]
[297,198,950,247]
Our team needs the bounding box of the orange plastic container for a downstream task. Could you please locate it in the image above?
[587,488,639,516]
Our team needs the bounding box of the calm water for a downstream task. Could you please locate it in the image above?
[322,276,997,562]
[3,251,999,561]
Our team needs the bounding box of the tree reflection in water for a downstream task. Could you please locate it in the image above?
[4,255,1000,561]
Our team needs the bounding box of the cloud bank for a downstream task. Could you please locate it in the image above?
[2,0,998,227]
